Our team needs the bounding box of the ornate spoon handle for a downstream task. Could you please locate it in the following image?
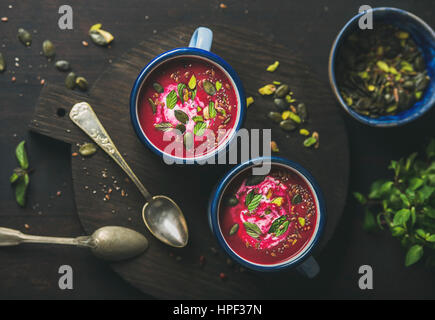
[0,227,93,248]
[69,102,153,201]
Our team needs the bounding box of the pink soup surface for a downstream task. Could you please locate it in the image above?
[219,168,317,265]
[138,57,238,158]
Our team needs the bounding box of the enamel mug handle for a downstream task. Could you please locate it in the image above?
[189,27,213,51]
[296,256,320,279]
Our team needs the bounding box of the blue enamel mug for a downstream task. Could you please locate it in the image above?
[208,157,326,278]
[130,27,247,163]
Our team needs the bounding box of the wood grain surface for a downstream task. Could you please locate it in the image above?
[28,25,349,299]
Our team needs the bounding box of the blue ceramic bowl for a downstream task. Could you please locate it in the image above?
[208,157,326,272]
[130,27,246,163]
[328,7,435,127]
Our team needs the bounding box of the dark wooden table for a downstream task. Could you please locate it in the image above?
[0,0,434,299]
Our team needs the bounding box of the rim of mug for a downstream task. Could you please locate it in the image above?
[130,47,247,163]
[208,156,326,271]
[328,7,435,127]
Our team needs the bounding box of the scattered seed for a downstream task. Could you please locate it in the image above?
[82,40,89,47]
[42,40,55,58]
[17,28,32,46]
[75,76,88,91]
[65,72,76,89]
[1,17,8,22]
[55,60,70,71]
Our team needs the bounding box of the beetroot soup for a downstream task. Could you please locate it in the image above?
[219,167,318,265]
[137,57,239,158]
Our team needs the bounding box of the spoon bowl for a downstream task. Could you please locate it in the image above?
[91,226,149,261]
[142,196,188,248]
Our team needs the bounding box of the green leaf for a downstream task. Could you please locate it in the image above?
[426,235,435,243]
[426,139,435,159]
[165,90,178,109]
[393,208,411,226]
[243,222,262,239]
[363,209,377,232]
[193,121,207,137]
[409,177,424,191]
[405,245,423,267]
[191,88,197,101]
[247,193,262,212]
[154,122,173,132]
[391,226,406,237]
[353,192,367,205]
[177,83,186,104]
[174,109,189,124]
[275,220,289,237]
[417,185,434,202]
[405,152,418,171]
[245,190,255,207]
[10,172,20,184]
[423,207,435,219]
[208,101,217,119]
[15,140,29,170]
[399,193,411,207]
[15,173,29,207]
[268,216,288,234]
[415,229,427,239]
[368,179,388,199]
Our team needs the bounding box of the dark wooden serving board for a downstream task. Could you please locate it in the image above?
[29,25,349,299]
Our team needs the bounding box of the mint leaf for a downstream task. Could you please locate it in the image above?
[192,115,204,123]
[268,216,288,234]
[193,122,207,136]
[245,190,255,207]
[393,208,411,226]
[363,209,377,232]
[405,245,423,267]
[166,90,178,109]
[243,222,262,239]
[247,194,262,212]
[353,192,367,205]
[275,220,289,237]
[15,173,29,207]
[209,101,217,119]
[177,83,186,104]
[16,140,28,170]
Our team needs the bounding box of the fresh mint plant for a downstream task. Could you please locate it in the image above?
[354,139,435,267]
[10,141,31,207]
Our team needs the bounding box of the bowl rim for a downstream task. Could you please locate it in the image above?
[129,47,246,163]
[328,6,435,127]
[208,156,326,272]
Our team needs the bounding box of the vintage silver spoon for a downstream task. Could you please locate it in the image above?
[0,226,148,261]
[69,102,188,248]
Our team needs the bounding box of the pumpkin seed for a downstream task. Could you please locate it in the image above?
[225,196,239,207]
[246,96,254,107]
[303,136,317,147]
[153,82,164,93]
[279,120,298,131]
[275,84,290,98]
[0,53,5,72]
[174,109,189,124]
[55,60,70,71]
[203,80,216,95]
[17,28,32,46]
[296,103,308,122]
[229,223,239,235]
[154,122,173,132]
[267,111,282,123]
[42,40,55,58]
[175,124,186,134]
[65,72,76,89]
[273,98,288,111]
[183,132,194,150]
[88,24,114,46]
[79,143,97,157]
[292,194,302,204]
[75,77,88,91]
